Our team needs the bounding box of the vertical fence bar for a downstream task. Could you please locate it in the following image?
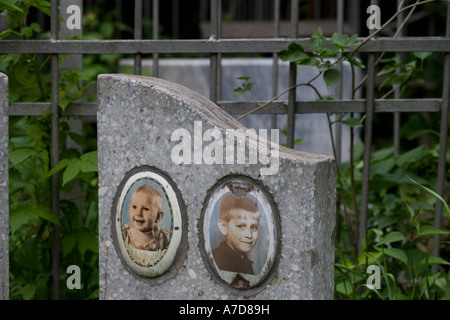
[209,0,221,103]
[216,1,222,102]
[134,0,143,75]
[172,0,179,39]
[50,0,60,300]
[394,0,404,156]
[335,0,344,163]
[152,0,159,77]
[115,0,122,38]
[314,0,321,19]
[358,53,376,254]
[271,0,280,130]
[335,0,344,242]
[433,1,450,269]
[287,0,299,148]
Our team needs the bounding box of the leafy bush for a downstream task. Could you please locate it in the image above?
[1,0,100,299]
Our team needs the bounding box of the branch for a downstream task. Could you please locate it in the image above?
[350,0,448,58]
[353,0,421,93]
[236,70,325,121]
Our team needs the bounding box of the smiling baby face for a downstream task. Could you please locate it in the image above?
[128,185,163,234]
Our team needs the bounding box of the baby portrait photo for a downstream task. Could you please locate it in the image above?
[120,178,172,268]
[113,167,184,279]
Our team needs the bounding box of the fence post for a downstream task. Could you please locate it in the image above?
[50,0,61,300]
[287,0,299,149]
[433,1,450,272]
[59,0,84,223]
[358,53,376,254]
[0,73,8,300]
[134,0,143,75]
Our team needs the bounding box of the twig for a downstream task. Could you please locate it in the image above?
[236,70,325,121]
[352,0,422,93]
[350,0,447,58]
[380,77,410,99]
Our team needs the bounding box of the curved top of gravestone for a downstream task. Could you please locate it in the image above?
[98,74,334,166]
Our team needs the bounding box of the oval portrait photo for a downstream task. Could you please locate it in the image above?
[112,167,183,278]
[200,176,280,291]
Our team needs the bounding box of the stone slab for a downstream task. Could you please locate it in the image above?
[98,74,336,300]
[0,73,8,300]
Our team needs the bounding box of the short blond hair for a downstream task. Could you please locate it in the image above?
[219,194,260,222]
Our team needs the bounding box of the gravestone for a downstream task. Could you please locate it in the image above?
[0,73,8,300]
[98,74,336,300]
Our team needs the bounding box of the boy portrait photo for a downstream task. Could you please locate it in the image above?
[208,191,273,279]
[212,194,261,275]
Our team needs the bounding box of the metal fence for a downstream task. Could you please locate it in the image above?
[1,0,449,298]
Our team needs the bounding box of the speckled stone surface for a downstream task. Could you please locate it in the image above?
[97,74,336,300]
[0,73,8,300]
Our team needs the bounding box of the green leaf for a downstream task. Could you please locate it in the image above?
[371,158,396,176]
[233,87,246,95]
[378,231,406,245]
[353,139,364,160]
[322,94,339,100]
[357,251,382,266]
[341,117,362,127]
[396,145,425,167]
[323,68,341,88]
[19,284,35,300]
[77,231,99,254]
[417,225,450,237]
[372,147,394,161]
[378,247,408,265]
[29,0,51,16]
[58,98,71,110]
[61,236,77,258]
[413,52,432,61]
[80,151,98,172]
[377,64,396,76]
[9,209,34,234]
[330,33,359,50]
[34,206,61,226]
[234,77,255,96]
[408,177,450,219]
[346,56,365,69]
[419,256,450,267]
[400,114,435,141]
[9,148,38,166]
[30,22,41,33]
[0,0,24,13]
[297,57,319,67]
[309,27,325,54]
[279,42,307,62]
[14,63,37,87]
[36,158,70,185]
[379,72,403,90]
[419,273,440,297]
[63,159,81,186]
[335,279,354,296]
[21,26,32,38]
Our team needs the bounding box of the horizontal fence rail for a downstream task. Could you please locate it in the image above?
[8,98,444,116]
[1,37,450,54]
